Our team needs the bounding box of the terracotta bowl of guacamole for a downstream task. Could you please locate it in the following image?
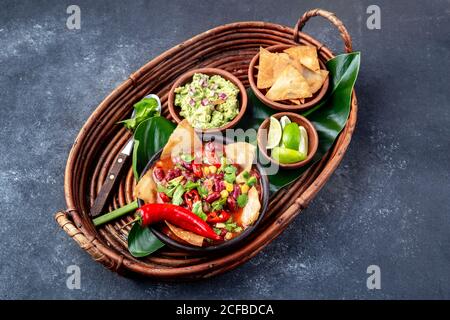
[168,68,247,133]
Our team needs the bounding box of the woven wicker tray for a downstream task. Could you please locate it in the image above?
[55,9,357,279]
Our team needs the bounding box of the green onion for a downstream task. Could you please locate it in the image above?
[93,200,139,227]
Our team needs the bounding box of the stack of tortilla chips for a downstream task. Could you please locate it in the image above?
[256,46,329,104]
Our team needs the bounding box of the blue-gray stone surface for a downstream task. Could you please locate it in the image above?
[0,0,449,299]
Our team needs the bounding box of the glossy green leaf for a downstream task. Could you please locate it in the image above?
[127,223,164,258]
[129,116,175,257]
[132,116,176,179]
[239,52,361,192]
[118,97,160,131]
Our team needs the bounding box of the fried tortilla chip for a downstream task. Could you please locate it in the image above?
[240,187,261,227]
[302,68,329,94]
[224,142,256,182]
[165,221,205,247]
[134,168,158,204]
[289,99,301,105]
[266,65,312,101]
[160,119,202,161]
[256,47,276,89]
[284,45,320,72]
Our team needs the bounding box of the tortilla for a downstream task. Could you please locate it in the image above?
[284,45,320,72]
[134,168,158,204]
[265,65,312,101]
[240,187,261,227]
[256,47,276,89]
[160,119,202,160]
[302,68,329,94]
[224,142,256,182]
[289,99,301,105]
[165,221,205,247]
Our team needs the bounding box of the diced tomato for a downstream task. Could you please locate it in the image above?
[207,210,230,223]
[184,189,200,210]
[158,192,170,203]
[192,163,203,178]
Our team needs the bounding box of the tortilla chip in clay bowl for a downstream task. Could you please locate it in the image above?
[135,120,269,254]
[248,44,329,112]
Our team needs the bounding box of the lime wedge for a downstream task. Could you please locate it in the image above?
[298,126,309,156]
[266,117,282,149]
[271,146,307,164]
[282,122,300,150]
[279,116,291,129]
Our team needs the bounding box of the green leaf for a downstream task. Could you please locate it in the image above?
[127,223,164,258]
[132,116,176,179]
[118,97,160,131]
[237,194,248,208]
[240,52,360,193]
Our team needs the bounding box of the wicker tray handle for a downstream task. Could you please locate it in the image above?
[293,8,353,53]
[55,211,124,272]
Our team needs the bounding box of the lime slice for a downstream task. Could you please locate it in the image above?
[271,147,307,164]
[282,122,300,150]
[266,117,282,149]
[279,116,291,129]
[298,126,309,156]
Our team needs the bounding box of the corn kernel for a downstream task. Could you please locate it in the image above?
[203,166,210,175]
[209,165,217,174]
[240,184,249,194]
[224,232,233,240]
[220,190,229,198]
[224,181,234,192]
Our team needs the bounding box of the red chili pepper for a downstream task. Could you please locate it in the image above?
[206,210,230,223]
[184,189,200,210]
[192,163,203,178]
[158,192,170,203]
[136,203,221,241]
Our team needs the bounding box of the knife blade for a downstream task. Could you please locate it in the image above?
[89,94,161,218]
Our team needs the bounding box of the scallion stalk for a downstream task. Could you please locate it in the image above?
[93,200,139,227]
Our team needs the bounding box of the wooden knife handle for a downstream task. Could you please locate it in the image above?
[89,153,129,218]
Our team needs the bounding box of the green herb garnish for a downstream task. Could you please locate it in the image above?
[184,180,200,192]
[224,165,237,184]
[246,176,257,187]
[118,97,160,131]
[171,184,185,205]
[211,197,227,211]
[192,201,207,221]
[197,185,209,198]
[237,194,248,208]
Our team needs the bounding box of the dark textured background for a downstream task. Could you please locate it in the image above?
[0,0,449,299]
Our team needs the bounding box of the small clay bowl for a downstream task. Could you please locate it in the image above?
[248,44,329,112]
[257,112,319,169]
[168,68,247,133]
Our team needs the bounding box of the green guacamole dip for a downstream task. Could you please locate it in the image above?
[174,73,240,129]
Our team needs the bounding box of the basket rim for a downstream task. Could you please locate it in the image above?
[61,20,358,278]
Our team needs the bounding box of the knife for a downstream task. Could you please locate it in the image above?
[89,94,162,218]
